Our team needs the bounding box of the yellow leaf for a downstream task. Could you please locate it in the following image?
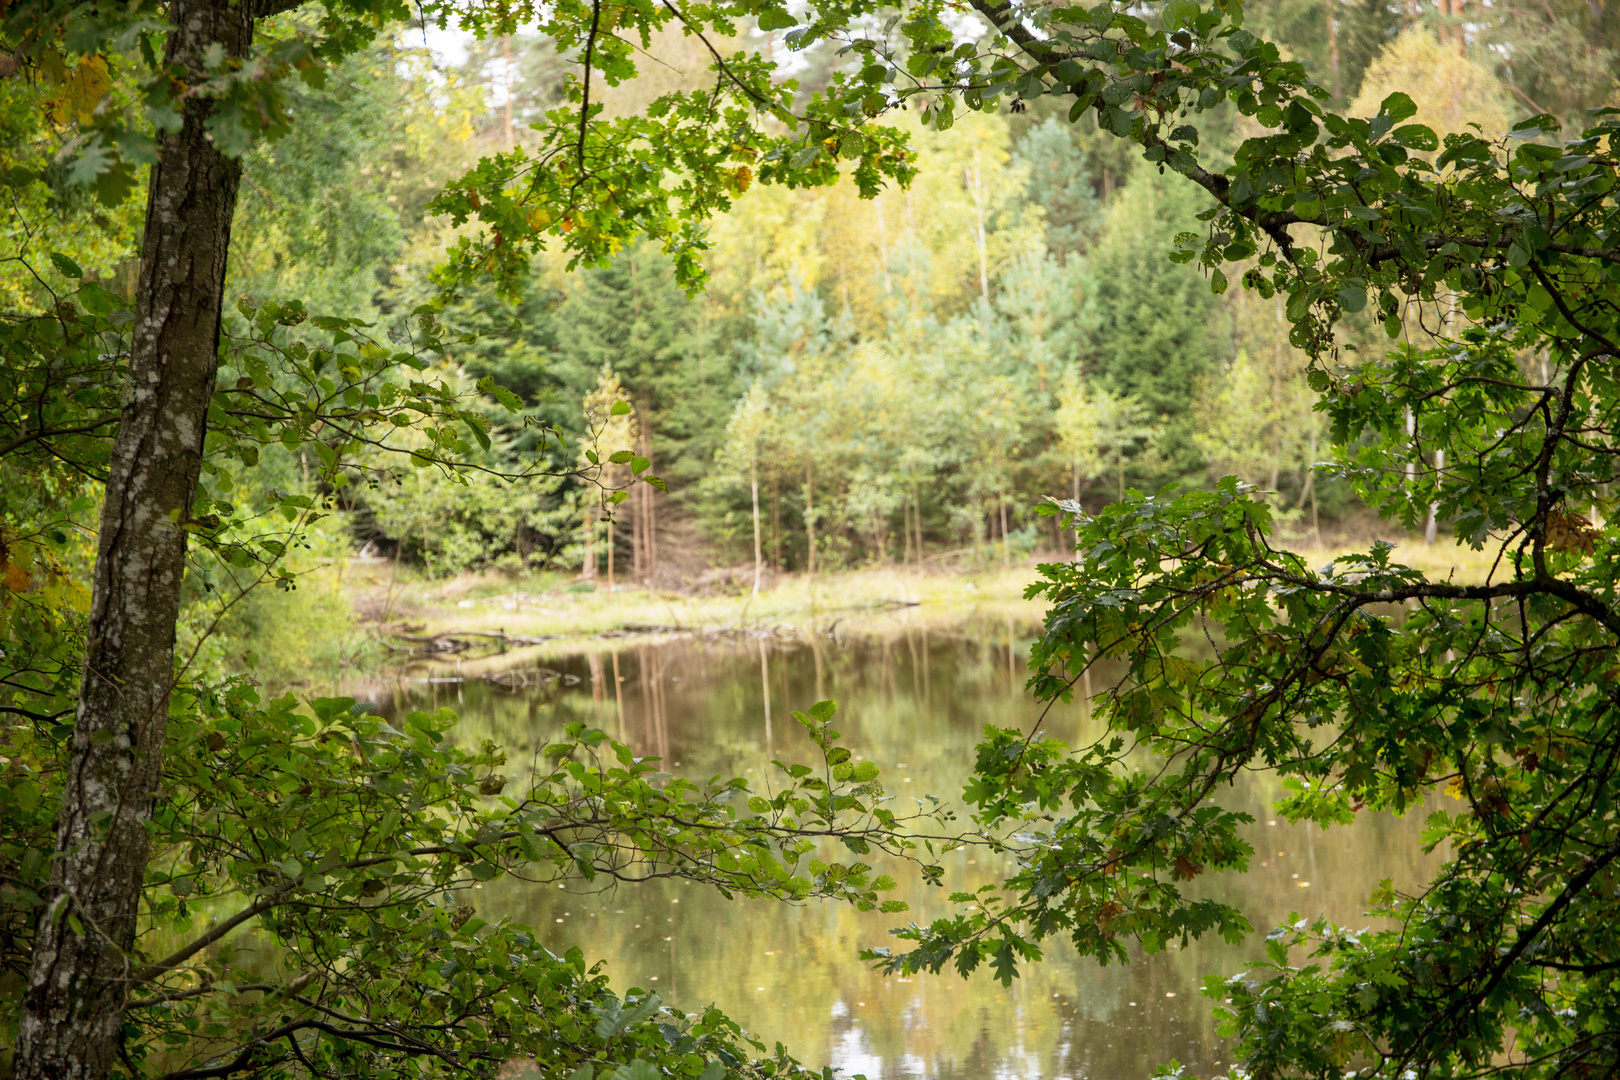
[44,55,112,126]
[3,562,31,594]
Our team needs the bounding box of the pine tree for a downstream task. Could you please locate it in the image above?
[552,243,725,580]
[1082,168,1227,484]
[1012,117,1099,257]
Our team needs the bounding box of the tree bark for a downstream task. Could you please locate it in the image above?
[804,460,816,580]
[637,410,656,585]
[582,505,597,579]
[15,0,254,1075]
[999,492,1010,567]
[750,449,762,595]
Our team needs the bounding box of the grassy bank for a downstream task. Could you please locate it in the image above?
[353,562,1048,644]
[348,535,1502,648]
[228,534,1504,694]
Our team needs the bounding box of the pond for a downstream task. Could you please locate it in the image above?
[355,619,1436,1080]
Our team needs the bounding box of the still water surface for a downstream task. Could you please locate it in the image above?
[361,621,1434,1080]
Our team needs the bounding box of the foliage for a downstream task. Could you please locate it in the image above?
[820,1,1620,1072]
[5,661,941,1075]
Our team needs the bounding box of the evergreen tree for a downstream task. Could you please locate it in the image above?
[1082,168,1227,483]
[553,244,726,482]
[548,244,730,578]
[458,32,573,144]
[1012,117,1099,257]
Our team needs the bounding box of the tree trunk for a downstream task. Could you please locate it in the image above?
[902,494,912,566]
[750,450,762,595]
[631,470,645,582]
[1326,0,1340,100]
[1426,447,1443,544]
[804,460,816,580]
[1071,455,1082,550]
[999,492,1010,567]
[16,0,254,1074]
[638,411,657,585]
[913,491,923,566]
[583,504,597,579]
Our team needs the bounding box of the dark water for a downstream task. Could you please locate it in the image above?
[359,623,1434,1080]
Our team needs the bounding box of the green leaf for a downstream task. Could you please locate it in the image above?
[1378,92,1417,122]
[1391,123,1438,151]
[1163,0,1199,28]
[610,400,632,416]
[49,253,84,279]
[757,7,798,30]
[1053,59,1088,85]
[76,283,117,315]
[612,1060,661,1080]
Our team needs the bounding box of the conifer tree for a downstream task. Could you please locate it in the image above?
[553,245,722,579]
[1082,169,1227,483]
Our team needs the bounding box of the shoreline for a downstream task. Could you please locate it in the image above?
[347,536,1499,652]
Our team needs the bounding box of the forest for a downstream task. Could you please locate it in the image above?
[4,0,1620,1077]
[14,0,1603,589]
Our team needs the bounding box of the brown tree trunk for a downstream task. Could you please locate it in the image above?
[902,496,912,566]
[631,471,645,582]
[999,492,1010,567]
[637,410,656,585]
[913,491,923,565]
[16,0,255,1075]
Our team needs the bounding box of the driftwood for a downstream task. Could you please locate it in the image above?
[384,629,556,659]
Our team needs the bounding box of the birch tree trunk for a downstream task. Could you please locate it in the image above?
[16,0,256,1073]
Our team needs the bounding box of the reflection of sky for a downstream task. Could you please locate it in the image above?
[835,1026,885,1080]
[359,625,1439,1080]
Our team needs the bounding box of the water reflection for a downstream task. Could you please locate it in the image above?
[358,623,1434,1080]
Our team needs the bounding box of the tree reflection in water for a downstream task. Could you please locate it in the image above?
[359,623,1435,1080]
